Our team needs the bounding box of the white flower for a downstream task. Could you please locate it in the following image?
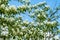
[9,5,17,12]
[16,28,19,33]
[46,32,50,37]
[23,20,29,24]
[40,30,43,34]
[46,22,51,24]
[46,21,52,27]
[39,1,46,4]
[37,1,46,6]
[0,4,5,9]
[5,26,8,29]
[20,32,23,35]
[42,12,47,18]
[36,22,40,25]
[37,14,40,17]
[9,17,15,22]
[30,13,35,16]
[18,5,26,9]
[50,21,57,26]
[52,21,57,24]
[40,9,44,12]
[31,22,34,24]
[45,5,50,8]
[1,31,9,36]
[21,26,26,29]
[41,23,43,25]
[44,5,50,11]
[9,5,16,9]
[12,28,14,31]
[34,4,37,7]
[29,38,32,40]
[22,5,26,8]
[2,28,5,31]
[23,0,30,3]
[18,5,26,12]
[5,26,8,31]
[26,0,30,3]
[54,35,59,39]
[12,29,16,33]
[34,9,39,13]
[46,32,53,37]
[1,14,4,18]
[43,15,46,18]
[1,26,8,31]
[43,20,47,24]
[5,7,9,12]
[46,21,57,27]
[29,30,32,34]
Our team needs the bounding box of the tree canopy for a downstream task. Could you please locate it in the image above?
[0,0,60,40]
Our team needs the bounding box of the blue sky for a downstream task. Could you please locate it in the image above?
[9,0,60,8]
[9,0,60,20]
[9,0,60,22]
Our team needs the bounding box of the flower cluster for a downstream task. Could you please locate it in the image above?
[1,26,9,37]
[9,5,17,14]
[46,21,57,27]
[37,12,47,21]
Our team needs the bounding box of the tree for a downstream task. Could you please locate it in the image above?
[0,0,60,40]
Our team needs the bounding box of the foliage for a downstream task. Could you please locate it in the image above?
[0,0,60,40]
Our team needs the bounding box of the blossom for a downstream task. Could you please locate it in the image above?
[29,30,32,34]
[40,30,43,34]
[23,20,29,24]
[9,5,16,9]
[0,4,5,9]
[40,23,44,25]
[37,1,46,6]
[44,5,50,11]
[34,9,39,13]
[30,13,35,17]
[1,31,9,36]
[20,32,23,35]
[9,17,15,22]
[1,26,8,32]
[54,35,59,40]
[25,0,30,3]
[37,14,40,17]
[46,32,53,37]
[5,7,9,12]
[18,5,26,12]
[46,21,57,27]
[9,5,17,13]
[45,5,50,8]
[21,26,26,29]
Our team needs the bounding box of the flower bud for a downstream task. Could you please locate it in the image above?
[18,5,26,12]
[0,4,5,9]
[37,1,46,7]
[20,32,23,35]
[44,5,50,11]
[46,21,57,27]
[9,17,15,22]
[9,5,17,13]
[23,20,29,24]
[5,7,10,14]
